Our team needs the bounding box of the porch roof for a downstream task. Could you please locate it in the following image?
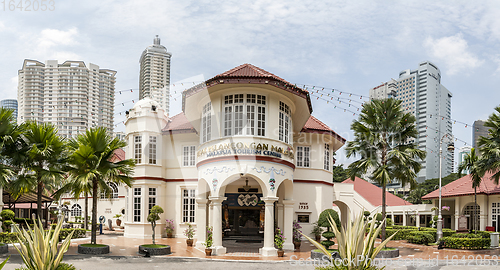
[422,171,500,199]
[342,177,412,206]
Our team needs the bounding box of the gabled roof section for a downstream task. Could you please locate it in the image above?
[342,177,412,206]
[302,116,346,143]
[162,112,196,135]
[110,148,125,162]
[183,64,312,113]
[422,171,500,199]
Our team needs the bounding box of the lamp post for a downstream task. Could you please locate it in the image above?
[437,134,454,242]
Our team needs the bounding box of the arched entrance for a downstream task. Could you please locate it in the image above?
[463,203,480,231]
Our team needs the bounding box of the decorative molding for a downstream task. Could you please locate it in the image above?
[269,170,276,191]
[212,171,218,192]
[252,166,286,176]
[294,179,334,187]
[204,166,235,175]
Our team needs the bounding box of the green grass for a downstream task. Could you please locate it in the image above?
[141,244,169,248]
[313,249,338,253]
[80,244,107,248]
[0,243,4,246]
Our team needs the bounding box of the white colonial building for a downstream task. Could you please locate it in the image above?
[122,64,346,256]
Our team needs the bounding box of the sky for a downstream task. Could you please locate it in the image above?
[1,0,500,168]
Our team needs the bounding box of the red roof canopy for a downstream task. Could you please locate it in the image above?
[302,115,346,143]
[342,177,412,206]
[422,171,500,199]
[162,112,196,134]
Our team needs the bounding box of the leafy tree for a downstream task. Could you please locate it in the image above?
[417,173,460,195]
[0,108,24,187]
[406,188,430,204]
[10,121,66,225]
[148,205,164,245]
[332,165,349,183]
[457,147,481,231]
[317,209,340,249]
[478,106,500,183]
[71,127,135,245]
[345,98,425,240]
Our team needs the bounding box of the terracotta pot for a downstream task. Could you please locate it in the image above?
[315,235,321,242]
[294,241,301,250]
[277,249,285,257]
[205,248,212,256]
[186,239,194,246]
[116,219,121,227]
[167,233,173,238]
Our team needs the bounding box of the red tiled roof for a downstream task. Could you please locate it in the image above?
[111,148,125,162]
[422,171,500,199]
[341,177,412,206]
[162,112,196,134]
[302,115,346,143]
[182,64,312,113]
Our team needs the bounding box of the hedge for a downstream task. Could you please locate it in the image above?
[407,231,434,245]
[379,226,455,242]
[0,228,86,243]
[440,236,491,250]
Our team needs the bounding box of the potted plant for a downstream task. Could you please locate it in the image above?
[114,214,123,227]
[311,221,322,242]
[293,221,302,250]
[138,206,171,256]
[165,219,175,238]
[184,223,195,246]
[202,226,213,256]
[274,227,285,257]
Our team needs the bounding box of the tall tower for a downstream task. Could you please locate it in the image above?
[0,99,18,123]
[369,61,453,182]
[17,60,116,138]
[139,35,171,114]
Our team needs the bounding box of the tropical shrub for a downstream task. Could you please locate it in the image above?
[183,223,195,239]
[293,220,302,242]
[274,228,285,250]
[1,209,14,231]
[302,212,397,269]
[15,263,77,270]
[165,219,175,235]
[147,205,164,245]
[407,231,434,245]
[202,226,213,248]
[318,209,340,249]
[13,218,74,270]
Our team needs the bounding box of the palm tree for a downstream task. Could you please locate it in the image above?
[10,121,66,223]
[0,108,24,187]
[457,147,481,231]
[73,127,135,245]
[478,106,500,183]
[346,98,426,240]
[406,188,428,204]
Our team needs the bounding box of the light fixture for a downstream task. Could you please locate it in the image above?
[242,178,251,193]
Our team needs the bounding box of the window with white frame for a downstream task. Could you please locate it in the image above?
[279,101,291,143]
[223,94,266,137]
[149,188,156,213]
[148,136,157,164]
[100,182,119,199]
[296,146,310,167]
[71,204,82,217]
[133,188,141,222]
[182,189,196,223]
[324,144,330,170]
[134,136,142,163]
[183,146,196,167]
[201,102,211,143]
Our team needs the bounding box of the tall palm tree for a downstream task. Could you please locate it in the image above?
[346,98,426,240]
[10,121,66,223]
[457,147,481,231]
[73,127,135,245]
[0,108,24,187]
[478,106,500,183]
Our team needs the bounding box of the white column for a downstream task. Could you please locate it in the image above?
[416,211,420,228]
[402,211,406,226]
[195,199,208,249]
[282,200,294,251]
[480,195,487,231]
[209,196,226,255]
[260,197,278,256]
[455,198,460,230]
[391,212,394,223]
[277,203,284,232]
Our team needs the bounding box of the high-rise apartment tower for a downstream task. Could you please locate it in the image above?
[17,60,116,138]
[139,35,171,114]
[473,120,488,149]
[369,61,453,182]
[0,99,18,122]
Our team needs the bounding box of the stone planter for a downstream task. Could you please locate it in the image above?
[166,233,174,238]
[78,244,110,255]
[0,244,7,254]
[375,248,399,258]
[139,245,171,256]
[186,239,194,246]
[277,249,285,257]
[205,248,212,256]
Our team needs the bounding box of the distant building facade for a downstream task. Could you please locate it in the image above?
[458,146,472,174]
[369,61,453,182]
[17,60,116,138]
[139,35,172,114]
[0,99,18,122]
[473,120,488,149]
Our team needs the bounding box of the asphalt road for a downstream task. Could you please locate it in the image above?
[3,256,500,270]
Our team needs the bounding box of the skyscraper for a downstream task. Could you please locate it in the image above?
[139,35,171,114]
[458,146,472,174]
[17,59,116,138]
[473,120,488,149]
[369,61,453,182]
[0,99,18,122]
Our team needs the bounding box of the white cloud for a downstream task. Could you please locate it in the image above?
[424,33,483,75]
[0,21,5,32]
[38,27,78,51]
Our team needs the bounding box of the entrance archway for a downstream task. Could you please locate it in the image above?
[463,203,480,231]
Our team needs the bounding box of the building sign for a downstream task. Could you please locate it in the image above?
[197,142,294,159]
[299,202,309,210]
[297,214,310,223]
[223,193,264,207]
[458,215,468,230]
